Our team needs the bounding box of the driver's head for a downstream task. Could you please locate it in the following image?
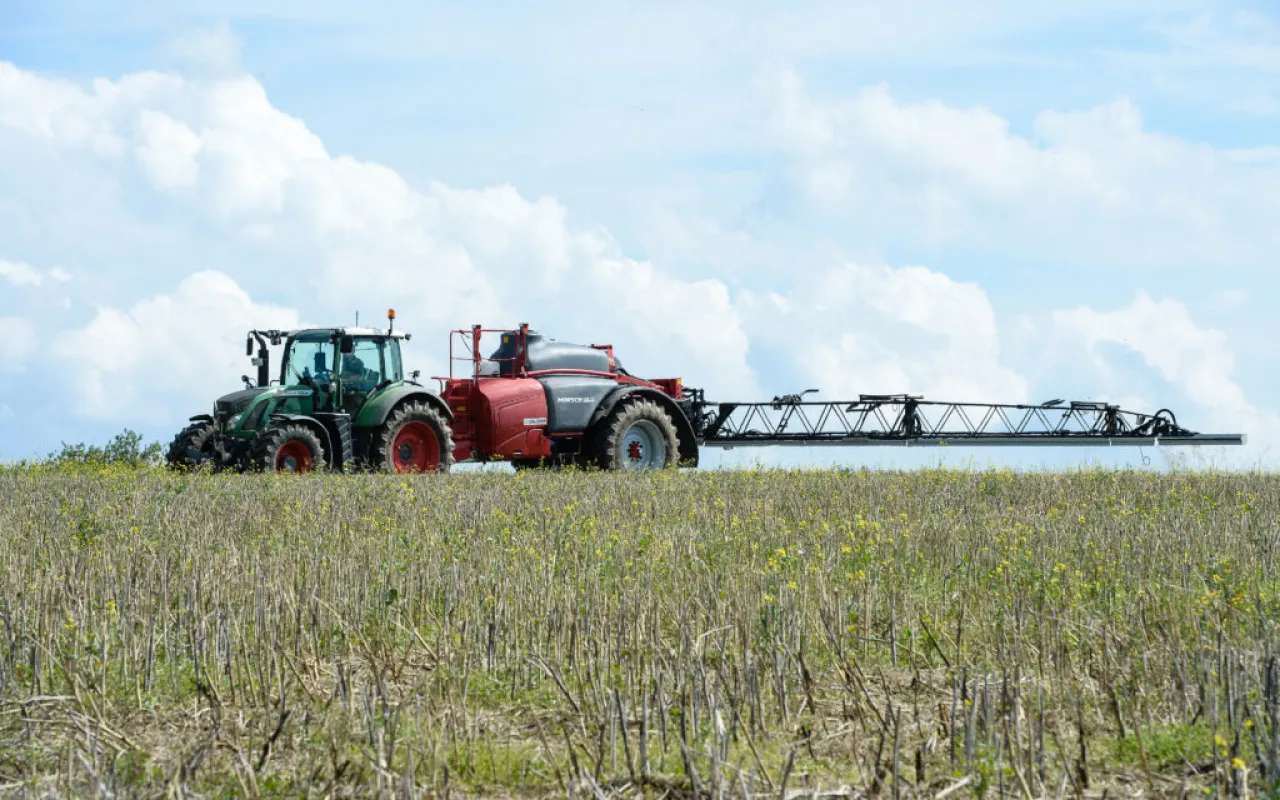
[344,354,363,374]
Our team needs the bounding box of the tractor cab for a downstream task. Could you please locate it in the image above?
[278,327,406,416]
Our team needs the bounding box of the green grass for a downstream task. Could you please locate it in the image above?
[1,464,1278,797]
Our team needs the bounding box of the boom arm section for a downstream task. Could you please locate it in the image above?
[683,391,1245,448]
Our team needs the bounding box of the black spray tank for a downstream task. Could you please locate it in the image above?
[487,331,615,375]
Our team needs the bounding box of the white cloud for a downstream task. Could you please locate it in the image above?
[1209,288,1249,312]
[1158,12,1280,71]
[583,244,756,393]
[1053,291,1279,450]
[1108,12,1280,115]
[0,259,71,287]
[0,60,758,418]
[764,71,1280,269]
[738,261,1027,403]
[0,62,187,158]
[0,51,1271,468]
[0,260,44,286]
[156,22,245,79]
[0,318,37,371]
[135,110,202,189]
[53,271,301,420]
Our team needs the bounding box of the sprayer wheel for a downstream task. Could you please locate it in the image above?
[593,400,680,471]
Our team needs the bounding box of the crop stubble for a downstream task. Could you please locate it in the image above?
[0,466,1277,797]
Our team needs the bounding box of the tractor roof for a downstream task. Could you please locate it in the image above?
[288,327,410,340]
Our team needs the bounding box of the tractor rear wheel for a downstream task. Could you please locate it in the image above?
[593,400,680,471]
[372,401,455,473]
[166,420,216,471]
[252,424,327,473]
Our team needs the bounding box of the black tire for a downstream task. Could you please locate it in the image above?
[251,424,327,473]
[592,399,680,471]
[165,420,216,471]
[370,401,455,473]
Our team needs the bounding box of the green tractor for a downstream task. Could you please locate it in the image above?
[167,311,455,473]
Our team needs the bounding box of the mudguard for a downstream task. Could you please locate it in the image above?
[539,374,617,433]
[589,387,699,467]
[353,383,454,431]
[188,414,214,423]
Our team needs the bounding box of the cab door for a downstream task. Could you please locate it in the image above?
[339,337,388,417]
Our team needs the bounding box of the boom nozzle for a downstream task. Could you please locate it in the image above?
[771,388,819,408]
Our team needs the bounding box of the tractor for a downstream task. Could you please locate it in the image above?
[167,311,455,473]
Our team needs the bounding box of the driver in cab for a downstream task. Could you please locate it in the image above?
[341,353,375,393]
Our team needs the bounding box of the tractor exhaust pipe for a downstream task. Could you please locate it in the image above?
[247,331,271,387]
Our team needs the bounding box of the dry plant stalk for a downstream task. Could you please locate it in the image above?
[0,464,1276,797]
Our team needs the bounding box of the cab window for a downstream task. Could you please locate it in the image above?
[284,334,335,386]
[341,338,385,393]
[384,339,404,382]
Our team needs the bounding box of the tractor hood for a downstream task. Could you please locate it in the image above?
[215,386,270,416]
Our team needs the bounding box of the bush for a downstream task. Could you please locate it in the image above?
[47,429,163,468]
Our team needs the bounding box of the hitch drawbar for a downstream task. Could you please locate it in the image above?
[683,392,1246,449]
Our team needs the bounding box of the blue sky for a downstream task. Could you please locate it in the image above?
[0,0,1276,469]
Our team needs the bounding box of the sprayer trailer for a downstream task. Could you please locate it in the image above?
[166,315,1246,474]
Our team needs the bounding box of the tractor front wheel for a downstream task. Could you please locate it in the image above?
[165,420,216,471]
[252,424,327,473]
[372,402,455,473]
[593,400,680,471]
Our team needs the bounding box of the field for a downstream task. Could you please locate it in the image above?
[0,465,1278,798]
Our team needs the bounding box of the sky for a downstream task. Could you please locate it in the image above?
[0,0,1276,470]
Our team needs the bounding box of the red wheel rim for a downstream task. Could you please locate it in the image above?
[275,440,314,472]
[392,422,440,473]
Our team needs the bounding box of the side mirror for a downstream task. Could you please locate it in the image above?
[246,336,253,356]
[340,336,354,354]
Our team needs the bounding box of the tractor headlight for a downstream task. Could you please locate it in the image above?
[228,413,243,430]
